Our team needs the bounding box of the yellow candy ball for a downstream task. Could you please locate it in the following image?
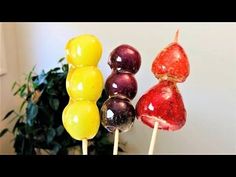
[66,66,76,93]
[62,99,75,124]
[65,34,102,67]
[62,101,100,140]
[67,65,76,80]
[66,66,103,101]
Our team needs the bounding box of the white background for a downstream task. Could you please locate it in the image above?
[0,24,7,75]
[1,23,236,154]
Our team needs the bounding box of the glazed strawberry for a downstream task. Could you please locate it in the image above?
[135,80,186,131]
[151,30,190,83]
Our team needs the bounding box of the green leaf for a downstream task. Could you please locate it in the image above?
[49,98,59,111]
[26,102,38,126]
[23,138,36,155]
[33,71,47,87]
[46,80,54,89]
[46,88,57,96]
[25,124,35,134]
[28,65,36,82]
[58,57,65,63]
[2,110,14,120]
[19,84,27,97]
[13,120,25,134]
[19,100,27,113]
[32,82,38,89]
[13,84,27,97]
[12,119,21,133]
[0,128,9,137]
[14,134,24,154]
[13,85,23,96]
[56,125,64,136]
[51,67,60,72]
[62,64,68,72]
[11,81,17,91]
[47,128,56,144]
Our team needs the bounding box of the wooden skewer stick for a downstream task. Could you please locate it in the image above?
[82,139,88,155]
[148,121,159,155]
[174,29,179,43]
[113,129,119,155]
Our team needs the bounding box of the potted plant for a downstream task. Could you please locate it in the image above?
[0,58,125,155]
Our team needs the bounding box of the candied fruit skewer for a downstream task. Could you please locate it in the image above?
[100,44,141,155]
[136,30,190,155]
[62,34,104,155]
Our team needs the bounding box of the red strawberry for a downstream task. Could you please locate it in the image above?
[152,30,190,83]
[135,80,186,131]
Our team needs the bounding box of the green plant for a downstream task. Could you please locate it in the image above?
[0,58,125,155]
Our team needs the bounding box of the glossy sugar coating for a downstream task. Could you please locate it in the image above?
[136,80,186,131]
[62,34,103,140]
[62,101,100,140]
[65,34,102,67]
[100,97,135,133]
[136,31,189,131]
[66,66,103,101]
[101,44,141,133]
[108,44,141,74]
[152,42,190,83]
[105,71,137,100]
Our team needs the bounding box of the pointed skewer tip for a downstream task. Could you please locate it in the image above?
[174,29,180,43]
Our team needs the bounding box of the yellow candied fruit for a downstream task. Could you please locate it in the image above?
[62,100,100,140]
[65,34,102,67]
[66,66,103,102]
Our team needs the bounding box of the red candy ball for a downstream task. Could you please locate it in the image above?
[105,71,137,100]
[100,97,135,133]
[108,44,141,74]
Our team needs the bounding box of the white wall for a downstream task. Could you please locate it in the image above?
[1,23,236,154]
[0,24,7,75]
[0,23,21,154]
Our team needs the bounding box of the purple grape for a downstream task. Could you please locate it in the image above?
[108,44,141,74]
[100,97,135,133]
[105,71,137,100]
